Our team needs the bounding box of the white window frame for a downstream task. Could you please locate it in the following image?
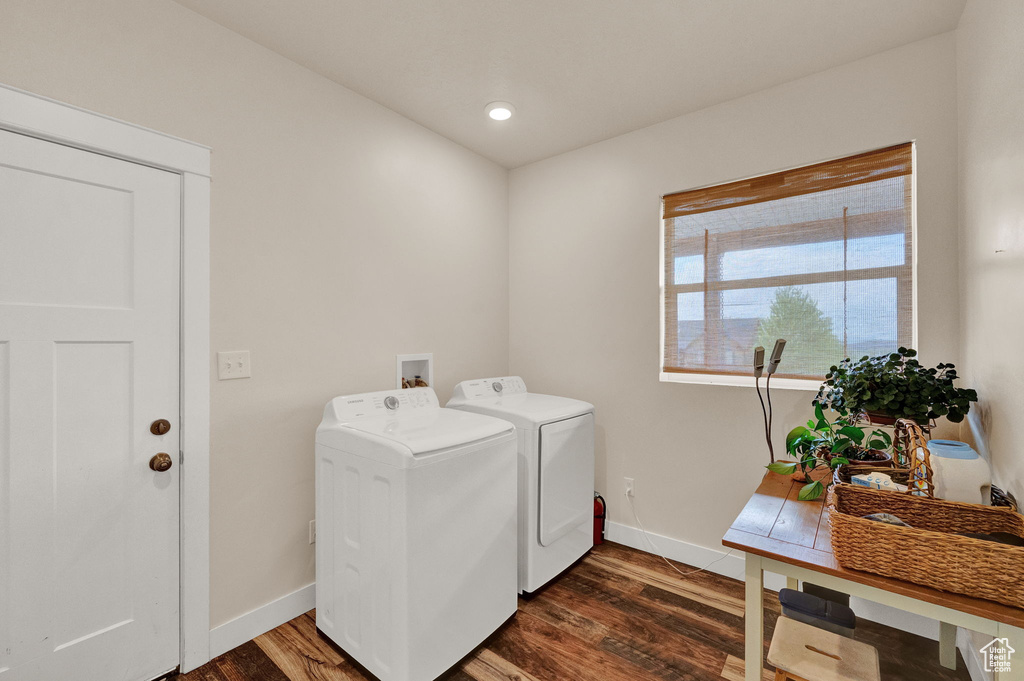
[659,144,918,391]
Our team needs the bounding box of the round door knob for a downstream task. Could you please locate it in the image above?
[150,419,172,435]
[149,453,173,472]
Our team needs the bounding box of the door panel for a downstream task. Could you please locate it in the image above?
[0,164,133,308]
[53,342,133,648]
[538,413,595,547]
[0,129,181,681]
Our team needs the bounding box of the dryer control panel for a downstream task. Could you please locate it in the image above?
[324,387,439,422]
[450,376,527,401]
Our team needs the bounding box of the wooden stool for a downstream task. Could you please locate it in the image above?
[768,616,880,681]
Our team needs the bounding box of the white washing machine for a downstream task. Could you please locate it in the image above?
[315,387,518,681]
[447,377,594,593]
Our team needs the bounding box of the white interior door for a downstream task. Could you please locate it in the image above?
[0,129,181,681]
[538,413,595,547]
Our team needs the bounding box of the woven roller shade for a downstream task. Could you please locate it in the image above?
[662,143,914,380]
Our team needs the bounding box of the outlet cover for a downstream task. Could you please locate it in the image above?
[218,350,251,380]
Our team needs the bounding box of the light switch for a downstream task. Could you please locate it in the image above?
[217,350,251,380]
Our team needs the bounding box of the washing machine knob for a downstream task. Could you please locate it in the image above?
[492,381,503,393]
[384,395,400,411]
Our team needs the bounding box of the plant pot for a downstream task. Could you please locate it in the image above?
[863,411,899,426]
[821,446,893,467]
[845,449,894,466]
[862,411,931,428]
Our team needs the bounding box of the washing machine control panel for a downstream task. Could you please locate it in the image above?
[327,388,439,420]
[450,376,527,401]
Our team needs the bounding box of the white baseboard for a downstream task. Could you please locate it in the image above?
[208,583,316,659]
[605,521,938,639]
[605,520,765,585]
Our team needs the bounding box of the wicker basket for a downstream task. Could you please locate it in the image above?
[899,419,936,497]
[835,419,935,496]
[828,484,1024,608]
[831,418,931,496]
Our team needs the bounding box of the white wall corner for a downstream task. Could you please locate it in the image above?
[208,583,316,660]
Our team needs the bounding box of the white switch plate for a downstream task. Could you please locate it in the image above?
[217,350,251,380]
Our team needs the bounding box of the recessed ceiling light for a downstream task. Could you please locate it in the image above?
[485,101,515,121]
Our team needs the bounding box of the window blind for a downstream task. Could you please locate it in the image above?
[662,142,914,380]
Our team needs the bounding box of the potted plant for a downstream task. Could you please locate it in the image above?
[766,405,893,501]
[814,347,978,425]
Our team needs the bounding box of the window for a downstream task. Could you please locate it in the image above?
[661,143,914,381]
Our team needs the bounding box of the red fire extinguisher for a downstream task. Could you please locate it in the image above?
[593,492,606,546]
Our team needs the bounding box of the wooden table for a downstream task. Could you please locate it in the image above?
[723,473,1024,681]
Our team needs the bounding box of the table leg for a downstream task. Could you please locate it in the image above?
[939,622,957,669]
[786,576,799,591]
[995,623,1024,681]
[745,553,764,681]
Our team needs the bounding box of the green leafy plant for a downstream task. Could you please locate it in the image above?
[814,347,978,423]
[765,404,892,501]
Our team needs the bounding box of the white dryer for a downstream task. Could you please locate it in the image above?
[315,387,518,681]
[447,377,594,593]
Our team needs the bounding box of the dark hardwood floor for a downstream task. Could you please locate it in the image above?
[181,542,969,680]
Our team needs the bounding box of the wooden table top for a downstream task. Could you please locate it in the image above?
[723,472,1024,628]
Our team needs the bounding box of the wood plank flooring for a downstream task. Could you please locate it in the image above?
[181,542,969,681]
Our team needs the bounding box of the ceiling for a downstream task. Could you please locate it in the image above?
[172,0,965,168]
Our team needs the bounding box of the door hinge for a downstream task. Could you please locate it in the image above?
[179,450,184,466]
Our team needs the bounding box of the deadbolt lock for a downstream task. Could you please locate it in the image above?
[150,419,172,435]
[149,453,173,472]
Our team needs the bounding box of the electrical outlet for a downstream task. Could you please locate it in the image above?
[309,519,316,544]
[624,477,635,497]
[217,350,251,380]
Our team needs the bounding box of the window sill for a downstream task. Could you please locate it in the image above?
[659,371,823,392]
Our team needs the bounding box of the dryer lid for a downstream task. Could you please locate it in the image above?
[448,386,593,429]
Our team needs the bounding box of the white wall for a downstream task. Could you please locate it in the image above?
[957,5,1024,675]
[958,0,1024,502]
[0,0,509,627]
[0,0,992,652]
[509,33,960,554]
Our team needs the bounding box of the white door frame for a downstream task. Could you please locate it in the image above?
[0,83,212,673]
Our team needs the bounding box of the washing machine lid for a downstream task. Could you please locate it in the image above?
[447,377,593,429]
[341,409,513,455]
[318,387,514,459]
